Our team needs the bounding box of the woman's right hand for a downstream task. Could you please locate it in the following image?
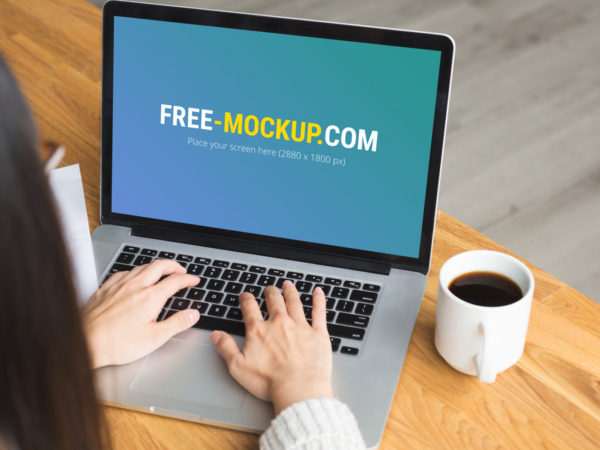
[211,281,333,415]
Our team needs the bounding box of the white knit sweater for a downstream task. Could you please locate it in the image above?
[260,398,366,449]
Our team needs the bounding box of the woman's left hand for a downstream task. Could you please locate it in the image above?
[83,259,201,368]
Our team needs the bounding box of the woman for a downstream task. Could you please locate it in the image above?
[0,55,365,449]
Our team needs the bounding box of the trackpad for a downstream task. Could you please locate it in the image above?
[130,338,246,410]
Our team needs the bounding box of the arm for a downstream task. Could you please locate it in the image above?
[260,398,365,450]
[211,282,366,449]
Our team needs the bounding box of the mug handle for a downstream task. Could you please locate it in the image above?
[474,321,497,383]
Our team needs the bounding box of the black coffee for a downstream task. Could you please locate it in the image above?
[448,271,523,307]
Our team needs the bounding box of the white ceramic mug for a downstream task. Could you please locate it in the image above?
[435,250,534,383]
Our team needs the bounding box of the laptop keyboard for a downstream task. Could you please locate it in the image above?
[103,245,382,356]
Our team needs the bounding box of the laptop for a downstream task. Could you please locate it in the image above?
[93,1,454,447]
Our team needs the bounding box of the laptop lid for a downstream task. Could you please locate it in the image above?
[101,1,454,275]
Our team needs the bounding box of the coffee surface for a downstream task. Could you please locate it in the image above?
[449,271,523,307]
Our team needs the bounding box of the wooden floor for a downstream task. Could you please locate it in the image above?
[88,0,600,302]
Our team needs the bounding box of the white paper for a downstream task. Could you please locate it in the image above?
[49,164,98,305]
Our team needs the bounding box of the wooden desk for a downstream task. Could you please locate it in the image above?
[1,0,599,447]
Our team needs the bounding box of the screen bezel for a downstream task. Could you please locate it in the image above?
[101,1,454,274]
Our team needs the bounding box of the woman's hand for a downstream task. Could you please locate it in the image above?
[211,281,333,415]
[83,259,201,368]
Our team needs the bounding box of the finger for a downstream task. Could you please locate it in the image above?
[211,331,244,377]
[238,292,264,326]
[98,270,129,291]
[311,286,328,333]
[129,259,187,287]
[263,285,287,317]
[156,309,200,340]
[117,263,150,283]
[282,280,305,322]
[149,273,201,307]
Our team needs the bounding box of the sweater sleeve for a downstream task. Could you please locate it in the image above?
[259,398,366,450]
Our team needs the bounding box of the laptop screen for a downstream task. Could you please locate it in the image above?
[110,16,442,259]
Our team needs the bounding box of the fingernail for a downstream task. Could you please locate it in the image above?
[212,331,222,343]
[283,280,293,288]
[315,286,323,295]
[188,309,200,323]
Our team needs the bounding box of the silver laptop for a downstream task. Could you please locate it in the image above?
[93,1,454,447]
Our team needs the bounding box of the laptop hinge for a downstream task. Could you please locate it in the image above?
[132,225,391,275]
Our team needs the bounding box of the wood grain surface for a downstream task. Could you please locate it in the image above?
[1,0,599,448]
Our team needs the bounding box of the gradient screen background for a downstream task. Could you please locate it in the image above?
[111,16,441,257]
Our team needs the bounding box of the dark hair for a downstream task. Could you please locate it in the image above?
[0,55,110,449]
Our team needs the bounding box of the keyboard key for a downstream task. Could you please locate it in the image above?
[110,263,134,273]
[227,307,243,320]
[286,271,304,280]
[102,273,113,283]
[222,269,240,281]
[223,294,239,306]
[276,278,292,288]
[260,300,269,312]
[337,312,370,328]
[343,280,361,289]
[324,277,341,286]
[330,337,341,352]
[306,274,323,283]
[331,287,349,299]
[190,301,208,314]
[224,282,243,294]
[231,263,248,271]
[177,254,193,262]
[158,251,175,259]
[363,284,381,292]
[194,277,207,289]
[341,346,359,356]
[326,298,336,309]
[175,288,187,297]
[124,246,140,253]
[141,248,158,256]
[187,264,203,276]
[240,272,258,284]
[300,294,312,306]
[133,255,152,266]
[350,290,378,303]
[327,324,365,341]
[178,262,188,268]
[336,300,354,312]
[303,306,312,319]
[205,291,224,303]
[327,310,336,322]
[116,252,134,264]
[192,315,245,336]
[355,303,374,316]
[257,275,277,286]
[195,257,211,264]
[249,265,266,274]
[204,266,222,278]
[207,279,225,290]
[296,281,313,293]
[164,310,176,320]
[208,304,227,317]
[171,298,190,310]
[213,260,229,268]
[187,288,205,301]
[157,309,166,322]
[244,285,261,297]
[268,268,285,276]
[314,284,331,296]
